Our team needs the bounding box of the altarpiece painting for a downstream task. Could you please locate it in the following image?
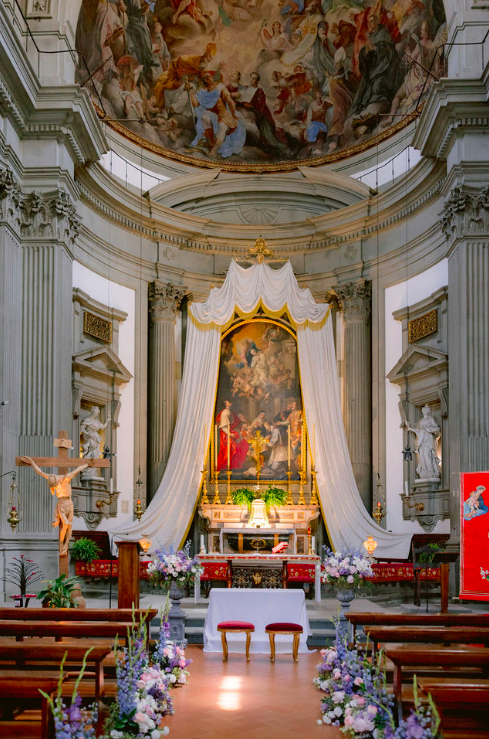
[213,319,304,481]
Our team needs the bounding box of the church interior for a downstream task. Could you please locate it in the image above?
[0,0,489,737]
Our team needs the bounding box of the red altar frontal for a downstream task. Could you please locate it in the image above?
[197,553,322,602]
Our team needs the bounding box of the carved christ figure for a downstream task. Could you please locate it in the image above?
[21,456,92,555]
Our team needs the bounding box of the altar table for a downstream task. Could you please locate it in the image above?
[203,588,312,654]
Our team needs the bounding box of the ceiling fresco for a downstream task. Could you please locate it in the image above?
[75,0,447,172]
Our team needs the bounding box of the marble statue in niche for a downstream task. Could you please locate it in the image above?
[404,404,441,480]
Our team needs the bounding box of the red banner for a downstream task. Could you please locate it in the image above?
[460,471,489,601]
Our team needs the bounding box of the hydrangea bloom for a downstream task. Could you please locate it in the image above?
[321,548,373,590]
[152,605,192,687]
[148,542,202,589]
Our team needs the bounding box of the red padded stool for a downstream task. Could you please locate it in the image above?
[217,620,255,662]
[265,622,303,662]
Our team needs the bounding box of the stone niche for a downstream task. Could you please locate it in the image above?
[387,287,449,532]
[71,289,132,529]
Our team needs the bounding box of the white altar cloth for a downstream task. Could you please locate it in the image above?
[203,588,312,654]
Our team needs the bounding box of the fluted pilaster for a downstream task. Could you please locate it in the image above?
[445,186,489,541]
[148,281,186,500]
[334,280,372,510]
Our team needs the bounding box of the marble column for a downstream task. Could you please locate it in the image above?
[148,281,186,501]
[0,167,79,579]
[334,280,372,510]
[442,186,489,545]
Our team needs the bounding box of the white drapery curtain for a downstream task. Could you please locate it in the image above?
[115,261,411,560]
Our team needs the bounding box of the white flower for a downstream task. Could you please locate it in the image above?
[332,690,345,703]
[161,728,170,736]
[323,715,332,725]
[169,673,177,683]
[334,706,343,717]
[151,731,161,739]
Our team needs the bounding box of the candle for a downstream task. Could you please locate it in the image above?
[404,481,409,498]
[307,527,311,535]
[377,501,381,509]
[204,424,207,458]
[215,424,218,469]
[110,478,113,494]
[200,534,205,551]
[227,424,231,470]
[313,424,316,460]
[287,425,291,470]
[137,499,141,506]
[312,535,316,552]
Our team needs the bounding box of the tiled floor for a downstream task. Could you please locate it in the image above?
[165,646,341,739]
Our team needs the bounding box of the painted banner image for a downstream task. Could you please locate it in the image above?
[214,320,303,481]
[460,471,489,601]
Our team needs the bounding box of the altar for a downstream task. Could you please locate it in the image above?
[197,552,322,602]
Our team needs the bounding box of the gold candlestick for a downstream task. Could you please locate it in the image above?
[212,477,221,505]
[307,528,312,555]
[286,470,293,505]
[298,470,306,505]
[225,470,233,504]
[200,466,210,504]
[310,468,319,505]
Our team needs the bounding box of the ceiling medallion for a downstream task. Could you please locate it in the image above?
[76,0,446,173]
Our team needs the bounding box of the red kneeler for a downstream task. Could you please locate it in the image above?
[265,622,303,662]
[217,621,255,662]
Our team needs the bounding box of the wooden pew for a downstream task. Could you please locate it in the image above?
[0,607,157,623]
[385,645,489,719]
[0,670,67,739]
[0,643,112,701]
[0,621,136,640]
[418,677,489,737]
[347,612,489,639]
[364,626,489,651]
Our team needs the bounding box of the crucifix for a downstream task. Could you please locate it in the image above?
[16,431,110,576]
[248,430,269,483]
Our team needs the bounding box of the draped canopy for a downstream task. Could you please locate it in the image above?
[115,261,411,560]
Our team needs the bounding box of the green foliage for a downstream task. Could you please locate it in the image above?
[70,536,102,563]
[37,574,81,608]
[417,542,444,565]
[231,485,287,511]
[231,487,256,509]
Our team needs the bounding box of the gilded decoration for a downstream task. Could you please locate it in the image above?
[75,0,446,173]
[408,309,437,343]
[83,311,113,343]
[214,319,303,482]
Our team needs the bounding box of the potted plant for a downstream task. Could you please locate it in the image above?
[231,485,287,512]
[37,574,81,608]
[3,554,43,607]
[231,487,256,510]
[70,537,102,576]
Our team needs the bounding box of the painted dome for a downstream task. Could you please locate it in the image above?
[75,0,447,172]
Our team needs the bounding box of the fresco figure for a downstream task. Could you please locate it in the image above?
[216,400,249,471]
[75,0,447,167]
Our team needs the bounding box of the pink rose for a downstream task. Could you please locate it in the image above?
[356,696,366,706]
[367,705,378,715]
[344,715,354,727]
[347,575,354,584]
[354,676,364,686]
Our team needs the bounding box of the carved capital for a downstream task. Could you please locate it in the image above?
[0,167,80,244]
[149,281,186,323]
[0,166,23,226]
[441,185,489,240]
[334,279,372,321]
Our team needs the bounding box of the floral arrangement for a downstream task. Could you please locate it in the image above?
[321,549,373,591]
[4,554,43,601]
[315,622,442,738]
[102,615,173,739]
[152,604,192,687]
[147,542,202,590]
[315,623,393,734]
[40,649,97,739]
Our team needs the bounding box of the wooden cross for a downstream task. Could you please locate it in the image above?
[248,430,269,482]
[16,430,110,576]
[16,430,110,473]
